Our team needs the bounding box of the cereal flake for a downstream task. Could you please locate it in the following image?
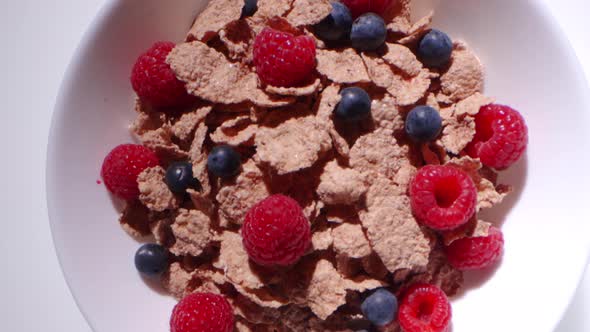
[332,223,372,258]
[402,247,464,296]
[169,209,213,257]
[350,130,410,181]
[440,42,485,102]
[119,200,151,238]
[324,205,359,224]
[265,78,321,96]
[397,11,434,45]
[371,93,405,132]
[315,84,349,157]
[421,142,448,165]
[446,156,509,210]
[214,231,266,289]
[233,284,289,309]
[303,259,349,319]
[137,126,188,160]
[188,123,214,212]
[210,115,258,147]
[438,93,493,154]
[150,217,174,247]
[442,218,491,245]
[359,177,432,273]
[219,19,254,62]
[286,0,332,27]
[317,159,367,205]
[167,42,294,107]
[161,262,195,299]
[382,43,423,77]
[255,0,294,18]
[362,53,431,106]
[361,53,396,88]
[361,253,389,279]
[255,115,332,174]
[316,49,370,84]
[137,166,180,212]
[216,159,271,225]
[186,0,243,42]
[130,99,166,135]
[311,224,333,251]
[171,106,212,141]
[385,0,412,35]
[387,69,432,106]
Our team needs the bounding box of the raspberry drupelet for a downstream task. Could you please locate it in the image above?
[131,41,194,108]
[445,226,504,270]
[242,194,311,266]
[170,292,234,332]
[410,165,478,231]
[466,104,528,170]
[100,144,159,200]
[398,283,452,332]
[253,28,316,88]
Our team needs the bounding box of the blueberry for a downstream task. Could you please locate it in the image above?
[314,2,353,42]
[335,87,372,122]
[417,29,453,68]
[241,0,258,17]
[165,162,199,193]
[405,105,442,142]
[134,243,168,277]
[361,288,398,327]
[350,13,386,51]
[207,145,242,178]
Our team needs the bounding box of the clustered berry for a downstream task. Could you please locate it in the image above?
[100,0,530,330]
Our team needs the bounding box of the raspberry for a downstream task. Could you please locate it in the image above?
[410,165,477,230]
[131,41,194,108]
[253,28,316,87]
[466,104,528,170]
[340,0,394,18]
[445,226,504,270]
[100,144,159,200]
[398,283,452,332]
[170,292,234,332]
[242,194,311,266]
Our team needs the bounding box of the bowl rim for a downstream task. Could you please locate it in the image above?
[46,1,130,331]
[46,0,590,331]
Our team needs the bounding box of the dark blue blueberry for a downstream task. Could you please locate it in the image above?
[134,243,168,277]
[361,288,398,327]
[241,0,258,17]
[417,29,453,68]
[350,13,386,51]
[165,162,198,193]
[405,105,442,142]
[314,2,353,42]
[335,87,372,122]
[207,145,242,178]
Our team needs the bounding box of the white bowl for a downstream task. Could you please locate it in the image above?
[47,0,590,331]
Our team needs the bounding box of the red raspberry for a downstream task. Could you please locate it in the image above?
[341,0,395,18]
[398,283,452,332]
[466,104,528,170]
[131,41,194,108]
[445,226,504,270]
[170,292,234,332]
[100,144,159,200]
[242,194,311,266]
[410,165,477,231]
[253,28,316,87]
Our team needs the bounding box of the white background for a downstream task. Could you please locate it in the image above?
[0,0,587,331]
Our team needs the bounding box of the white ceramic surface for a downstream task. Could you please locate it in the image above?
[46,0,590,332]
